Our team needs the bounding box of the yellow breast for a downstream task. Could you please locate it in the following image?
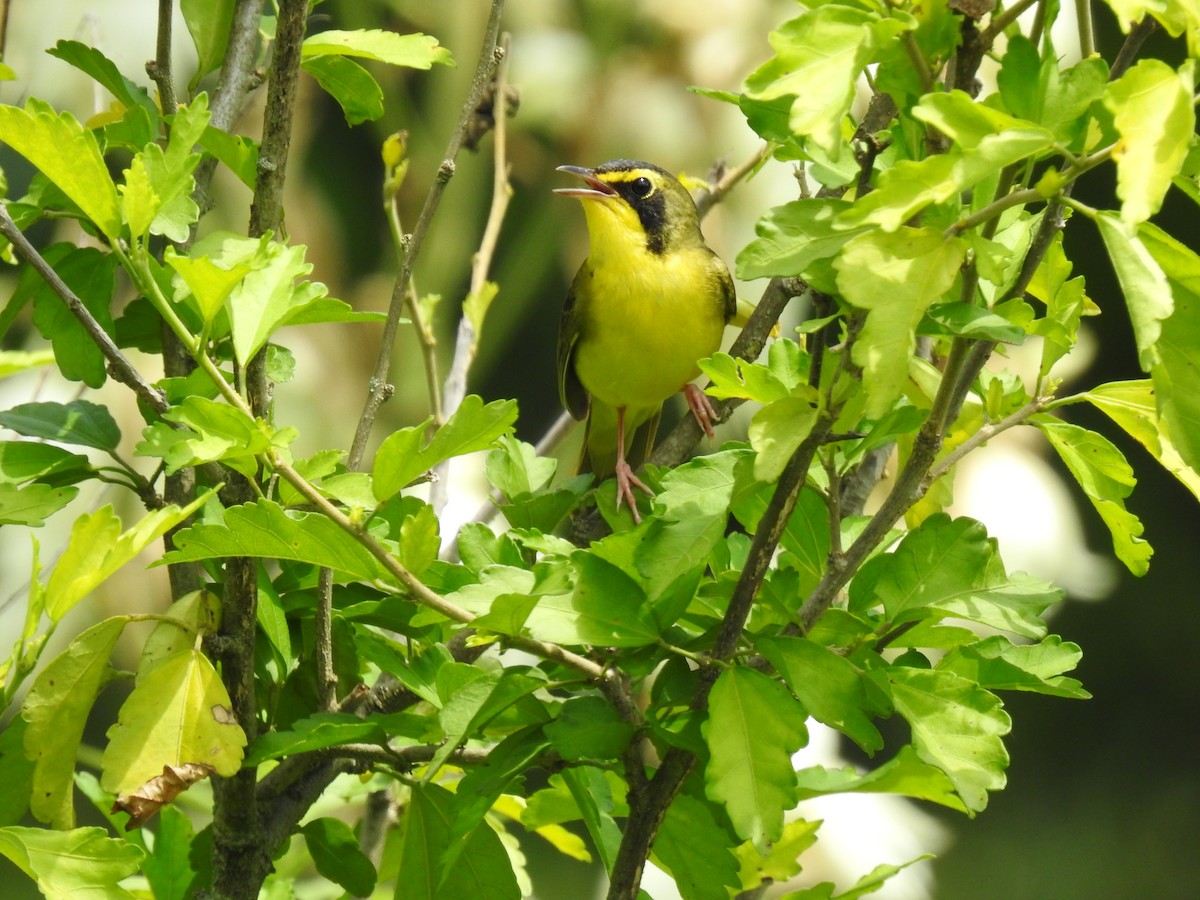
[572,245,728,411]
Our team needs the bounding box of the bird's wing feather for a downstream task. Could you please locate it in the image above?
[557,275,590,421]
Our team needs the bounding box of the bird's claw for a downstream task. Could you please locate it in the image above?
[614,459,652,524]
[684,383,719,438]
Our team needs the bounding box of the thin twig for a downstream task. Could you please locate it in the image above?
[1111,17,1159,80]
[927,395,1050,482]
[0,204,169,414]
[694,142,772,220]
[348,0,508,470]
[1074,0,1095,58]
[432,31,514,513]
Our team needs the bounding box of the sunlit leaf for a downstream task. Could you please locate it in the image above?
[1104,59,1195,225]
[1037,419,1153,575]
[301,29,454,68]
[0,98,121,237]
[835,229,966,418]
[102,649,247,795]
[703,667,808,846]
[794,744,967,813]
[887,668,1010,813]
[0,825,143,899]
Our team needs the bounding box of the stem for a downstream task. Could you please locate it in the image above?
[1111,17,1159,80]
[982,0,1042,45]
[148,0,178,115]
[1074,0,1095,58]
[348,0,508,470]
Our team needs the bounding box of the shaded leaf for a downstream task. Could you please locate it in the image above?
[21,618,126,829]
[302,818,376,896]
[652,792,740,900]
[0,399,120,450]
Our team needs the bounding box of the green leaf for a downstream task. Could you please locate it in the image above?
[141,805,197,900]
[486,437,589,532]
[181,0,236,81]
[0,719,35,826]
[887,667,1010,813]
[545,696,636,762]
[373,395,518,501]
[0,98,121,237]
[749,390,820,482]
[302,818,377,897]
[165,499,389,582]
[561,767,625,873]
[757,635,888,753]
[101,649,247,794]
[197,125,258,188]
[1137,223,1200,475]
[703,667,808,847]
[428,670,546,779]
[46,495,210,621]
[921,302,1026,343]
[1037,419,1153,574]
[871,513,1060,637]
[0,482,78,526]
[0,825,143,900]
[21,618,125,829]
[396,783,519,900]
[940,635,1090,699]
[46,40,158,121]
[1096,213,1173,372]
[1104,59,1195,225]
[652,792,741,900]
[735,198,866,281]
[303,55,385,125]
[0,399,120,450]
[914,90,1054,150]
[301,29,454,69]
[245,714,385,767]
[794,744,967,813]
[137,395,287,477]
[835,229,967,418]
[27,245,119,388]
[1082,379,1200,500]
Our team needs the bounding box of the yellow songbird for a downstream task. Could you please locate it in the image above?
[555,160,735,523]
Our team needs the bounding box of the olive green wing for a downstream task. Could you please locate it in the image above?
[711,250,737,324]
[557,273,590,421]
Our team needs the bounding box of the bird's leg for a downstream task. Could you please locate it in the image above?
[683,383,719,438]
[613,406,652,524]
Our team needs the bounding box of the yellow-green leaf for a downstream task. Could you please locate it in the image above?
[0,99,122,238]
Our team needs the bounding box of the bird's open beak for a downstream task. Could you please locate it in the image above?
[553,165,618,200]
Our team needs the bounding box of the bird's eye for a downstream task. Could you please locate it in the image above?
[630,177,653,199]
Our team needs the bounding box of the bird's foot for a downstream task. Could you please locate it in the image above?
[613,458,652,524]
[684,383,719,438]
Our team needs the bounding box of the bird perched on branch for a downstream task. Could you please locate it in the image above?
[555,159,735,523]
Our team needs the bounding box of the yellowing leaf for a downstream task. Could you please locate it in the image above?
[102,649,247,795]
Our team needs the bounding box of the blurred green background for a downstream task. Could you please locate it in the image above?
[1,1,1198,897]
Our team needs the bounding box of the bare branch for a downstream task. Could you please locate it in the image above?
[349,0,508,470]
